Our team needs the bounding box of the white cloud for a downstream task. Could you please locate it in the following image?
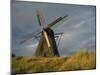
[25,42,38,49]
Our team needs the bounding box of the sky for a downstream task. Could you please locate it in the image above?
[11,0,96,56]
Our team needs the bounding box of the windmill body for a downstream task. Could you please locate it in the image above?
[35,28,59,57]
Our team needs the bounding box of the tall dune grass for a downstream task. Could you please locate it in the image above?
[12,49,96,74]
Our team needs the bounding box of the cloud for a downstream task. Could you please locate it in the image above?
[25,42,38,49]
[57,13,95,55]
[12,41,38,56]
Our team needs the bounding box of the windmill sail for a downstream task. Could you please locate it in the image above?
[37,10,51,48]
[47,15,68,28]
[20,32,40,44]
[20,14,67,44]
[20,10,67,57]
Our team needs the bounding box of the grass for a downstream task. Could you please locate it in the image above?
[12,49,96,74]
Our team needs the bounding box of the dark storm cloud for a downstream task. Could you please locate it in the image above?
[11,1,96,56]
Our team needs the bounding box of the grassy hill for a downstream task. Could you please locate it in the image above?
[12,50,96,74]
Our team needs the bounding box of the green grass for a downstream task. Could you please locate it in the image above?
[12,49,96,74]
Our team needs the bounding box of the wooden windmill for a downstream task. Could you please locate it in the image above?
[20,10,68,57]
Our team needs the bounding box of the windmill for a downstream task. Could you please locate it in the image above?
[20,10,68,57]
